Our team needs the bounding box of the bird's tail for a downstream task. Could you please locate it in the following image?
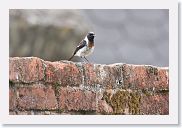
[68,54,74,61]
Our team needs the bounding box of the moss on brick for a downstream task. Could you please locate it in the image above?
[103,90,141,114]
[128,92,141,114]
[110,91,129,114]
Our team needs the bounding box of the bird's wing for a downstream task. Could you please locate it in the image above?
[73,40,87,55]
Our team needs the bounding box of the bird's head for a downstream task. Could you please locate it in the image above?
[87,32,96,41]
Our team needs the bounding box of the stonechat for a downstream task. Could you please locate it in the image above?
[68,32,96,62]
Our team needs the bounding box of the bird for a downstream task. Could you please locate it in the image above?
[68,32,96,62]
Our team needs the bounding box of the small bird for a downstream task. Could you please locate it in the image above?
[68,32,96,62]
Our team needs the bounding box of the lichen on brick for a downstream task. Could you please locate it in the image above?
[146,66,158,76]
[128,92,141,114]
[103,90,141,114]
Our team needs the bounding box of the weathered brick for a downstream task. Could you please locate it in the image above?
[9,57,44,83]
[17,85,58,110]
[83,63,98,86]
[97,100,113,114]
[102,89,141,115]
[83,64,123,89]
[9,88,17,110]
[122,64,168,90]
[140,93,169,115]
[9,57,169,115]
[97,64,122,89]
[44,61,82,86]
[58,87,96,111]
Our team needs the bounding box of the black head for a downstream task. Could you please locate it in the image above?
[87,32,96,42]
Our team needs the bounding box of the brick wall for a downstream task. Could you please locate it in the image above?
[9,57,169,115]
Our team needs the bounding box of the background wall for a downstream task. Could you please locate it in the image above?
[9,9,169,66]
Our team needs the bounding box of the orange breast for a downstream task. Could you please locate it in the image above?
[88,41,94,48]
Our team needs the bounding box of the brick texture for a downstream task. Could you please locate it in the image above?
[122,64,168,90]
[16,85,58,110]
[58,87,96,111]
[9,57,169,115]
[9,57,44,83]
[140,93,169,115]
[44,61,82,86]
[9,88,17,110]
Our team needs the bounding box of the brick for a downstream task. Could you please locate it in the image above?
[97,100,113,114]
[58,87,96,111]
[9,57,169,115]
[122,64,168,90]
[83,64,123,89]
[157,68,169,88]
[99,64,123,89]
[82,63,98,86]
[9,88,17,110]
[17,85,58,110]
[44,61,82,86]
[101,89,141,115]
[9,57,44,83]
[140,93,169,115]
[9,111,16,115]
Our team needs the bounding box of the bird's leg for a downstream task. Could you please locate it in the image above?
[80,56,85,62]
[84,56,89,62]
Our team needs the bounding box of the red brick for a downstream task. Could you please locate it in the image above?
[9,57,44,83]
[140,93,169,115]
[157,68,169,88]
[122,64,168,90]
[9,88,17,110]
[58,87,96,111]
[97,100,113,114]
[83,64,123,89]
[17,85,58,110]
[83,63,98,86]
[9,57,169,115]
[45,61,82,86]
